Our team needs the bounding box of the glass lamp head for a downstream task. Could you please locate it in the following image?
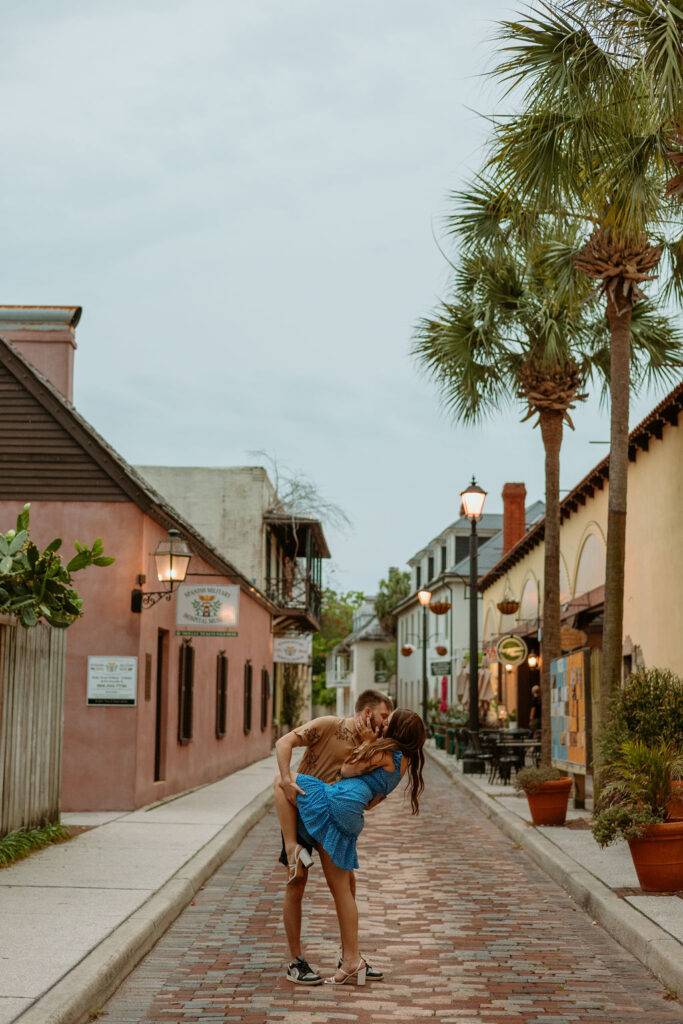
[461,477,487,520]
[417,589,432,607]
[154,529,192,584]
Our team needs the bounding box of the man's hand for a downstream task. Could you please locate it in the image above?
[279,776,306,806]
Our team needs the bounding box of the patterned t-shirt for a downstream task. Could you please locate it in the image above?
[294,715,361,783]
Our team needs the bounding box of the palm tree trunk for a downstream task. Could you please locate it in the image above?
[599,296,632,747]
[539,409,563,767]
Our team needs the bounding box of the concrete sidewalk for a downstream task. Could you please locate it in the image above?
[429,745,683,1000]
[1,753,278,1024]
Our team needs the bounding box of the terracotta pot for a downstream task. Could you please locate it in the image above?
[429,601,452,615]
[667,780,683,822]
[628,820,683,892]
[524,777,573,826]
[400,645,414,657]
[497,600,520,615]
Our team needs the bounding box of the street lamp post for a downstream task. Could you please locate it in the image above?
[417,589,432,723]
[460,477,487,774]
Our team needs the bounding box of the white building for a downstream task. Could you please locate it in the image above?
[395,487,544,714]
[326,598,395,716]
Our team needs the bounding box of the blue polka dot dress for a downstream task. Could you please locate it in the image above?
[295,750,403,870]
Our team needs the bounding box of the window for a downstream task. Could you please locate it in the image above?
[455,535,470,565]
[415,565,422,589]
[216,652,228,739]
[243,660,253,734]
[428,555,435,581]
[441,545,447,572]
[261,668,270,731]
[177,640,194,744]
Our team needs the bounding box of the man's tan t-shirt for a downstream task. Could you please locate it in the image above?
[294,715,361,784]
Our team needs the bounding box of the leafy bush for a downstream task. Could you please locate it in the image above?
[591,739,683,847]
[513,766,565,793]
[0,504,114,628]
[600,667,683,764]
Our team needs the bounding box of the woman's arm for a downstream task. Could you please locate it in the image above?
[340,750,395,777]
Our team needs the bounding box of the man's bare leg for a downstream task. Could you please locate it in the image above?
[283,871,307,960]
[273,773,304,865]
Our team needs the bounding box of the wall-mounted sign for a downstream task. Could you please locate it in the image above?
[560,626,588,652]
[87,657,138,706]
[273,635,312,665]
[430,660,451,676]
[495,635,528,666]
[176,584,240,632]
[551,648,592,774]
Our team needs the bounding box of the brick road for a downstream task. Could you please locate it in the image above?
[101,761,683,1024]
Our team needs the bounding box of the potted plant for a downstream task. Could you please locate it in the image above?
[591,740,683,892]
[513,766,573,826]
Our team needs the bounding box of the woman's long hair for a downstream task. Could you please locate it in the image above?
[345,708,425,814]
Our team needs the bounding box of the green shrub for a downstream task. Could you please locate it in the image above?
[0,821,70,867]
[513,766,565,793]
[600,667,683,764]
[591,805,664,847]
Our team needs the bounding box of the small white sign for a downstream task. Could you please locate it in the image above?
[273,635,312,664]
[87,657,138,706]
[176,584,240,630]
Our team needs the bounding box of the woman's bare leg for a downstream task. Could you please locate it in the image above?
[319,847,362,979]
[273,774,299,863]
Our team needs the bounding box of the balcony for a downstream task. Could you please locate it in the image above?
[265,573,322,634]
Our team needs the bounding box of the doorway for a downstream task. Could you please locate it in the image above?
[154,629,168,782]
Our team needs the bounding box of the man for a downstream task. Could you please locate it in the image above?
[529,684,542,738]
[275,689,393,985]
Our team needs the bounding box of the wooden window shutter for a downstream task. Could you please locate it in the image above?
[216,652,228,739]
[243,661,252,734]
[260,668,270,731]
[177,639,194,744]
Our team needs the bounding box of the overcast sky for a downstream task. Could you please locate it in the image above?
[2,1,676,593]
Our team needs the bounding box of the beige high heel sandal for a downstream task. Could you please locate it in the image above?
[286,844,313,885]
[324,957,366,986]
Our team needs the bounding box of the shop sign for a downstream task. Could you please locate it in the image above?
[87,656,138,706]
[176,584,239,632]
[495,635,528,666]
[430,660,451,675]
[273,635,312,665]
[550,648,592,774]
[560,626,588,651]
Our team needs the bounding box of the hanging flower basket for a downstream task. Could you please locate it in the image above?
[400,644,415,657]
[497,599,520,615]
[429,602,451,615]
[435,645,448,656]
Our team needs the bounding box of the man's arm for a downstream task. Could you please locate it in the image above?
[275,731,308,806]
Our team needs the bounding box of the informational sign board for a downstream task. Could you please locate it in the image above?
[430,660,451,676]
[273,635,312,664]
[550,648,592,774]
[495,635,528,666]
[87,656,138,706]
[175,584,240,634]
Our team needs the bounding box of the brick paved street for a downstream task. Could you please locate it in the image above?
[101,762,683,1024]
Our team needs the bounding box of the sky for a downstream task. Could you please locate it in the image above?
[1,0,677,593]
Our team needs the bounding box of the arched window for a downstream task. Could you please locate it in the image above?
[519,578,539,620]
[574,533,606,597]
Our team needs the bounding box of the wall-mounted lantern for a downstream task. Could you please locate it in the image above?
[131,529,192,612]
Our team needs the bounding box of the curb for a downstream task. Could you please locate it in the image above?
[428,749,683,999]
[15,786,274,1024]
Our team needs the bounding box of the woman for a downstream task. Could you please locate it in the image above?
[273,708,425,986]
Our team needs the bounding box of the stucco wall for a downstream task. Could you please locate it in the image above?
[134,466,276,587]
[0,499,273,811]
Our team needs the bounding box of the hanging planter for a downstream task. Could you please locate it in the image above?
[435,644,448,656]
[400,644,415,657]
[497,598,520,615]
[429,601,451,615]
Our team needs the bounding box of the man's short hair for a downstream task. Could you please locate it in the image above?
[355,689,394,713]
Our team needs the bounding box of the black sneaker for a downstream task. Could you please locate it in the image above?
[285,956,323,985]
[337,956,383,981]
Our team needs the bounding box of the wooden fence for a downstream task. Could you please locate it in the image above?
[0,615,66,835]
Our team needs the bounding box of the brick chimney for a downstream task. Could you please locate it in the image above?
[0,306,81,402]
[502,482,527,554]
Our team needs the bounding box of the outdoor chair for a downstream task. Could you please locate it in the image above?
[487,737,518,785]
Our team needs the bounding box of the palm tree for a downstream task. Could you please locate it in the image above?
[487,0,683,740]
[413,180,680,765]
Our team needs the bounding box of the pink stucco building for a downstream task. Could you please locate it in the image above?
[0,307,275,810]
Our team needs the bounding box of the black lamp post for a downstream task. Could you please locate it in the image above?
[460,477,487,774]
[417,589,432,723]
